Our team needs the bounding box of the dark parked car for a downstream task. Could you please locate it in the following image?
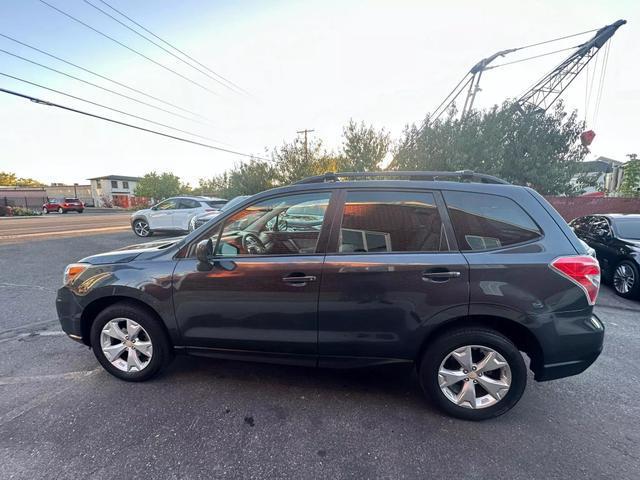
[570,214,640,299]
[43,197,84,214]
[57,171,604,420]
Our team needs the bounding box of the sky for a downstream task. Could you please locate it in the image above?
[0,0,637,186]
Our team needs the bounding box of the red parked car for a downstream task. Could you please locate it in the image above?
[43,198,84,214]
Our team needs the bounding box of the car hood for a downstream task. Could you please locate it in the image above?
[79,237,184,265]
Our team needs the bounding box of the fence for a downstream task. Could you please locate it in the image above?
[545,196,640,221]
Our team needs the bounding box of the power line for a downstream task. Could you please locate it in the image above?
[82,0,245,96]
[0,86,269,160]
[38,0,220,97]
[0,47,206,125]
[0,32,208,121]
[0,71,221,143]
[96,0,250,96]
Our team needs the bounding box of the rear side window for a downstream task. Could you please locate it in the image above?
[338,190,449,253]
[179,199,201,209]
[443,191,542,251]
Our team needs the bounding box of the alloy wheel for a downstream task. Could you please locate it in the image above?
[613,263,635,294]
[438,345,512,409]
[100,318,153,372]
[134,220,150,237]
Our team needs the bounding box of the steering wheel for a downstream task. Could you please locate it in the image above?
[242,232,267,255]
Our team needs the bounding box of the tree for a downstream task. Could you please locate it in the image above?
[0,171,44,187]
[134,172,189,200]
[619,154,640,197]
[391,100,586,195]
[272,137,334,184]
[196,159,277,198]
[341,120,390,171]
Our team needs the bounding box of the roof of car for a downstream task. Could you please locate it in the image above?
[601,213,640,220]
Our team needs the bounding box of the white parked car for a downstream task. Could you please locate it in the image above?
[188,195,251,231]
[131,196,226,237]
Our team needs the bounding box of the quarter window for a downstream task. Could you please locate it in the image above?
[443,191,542,251]
[338,191,448,253]
[215,192,331,256]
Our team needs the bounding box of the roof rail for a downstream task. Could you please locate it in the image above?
[293,170,510,185]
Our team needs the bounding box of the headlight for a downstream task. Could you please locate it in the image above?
[63,263,89,285]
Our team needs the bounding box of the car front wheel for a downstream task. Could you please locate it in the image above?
[90,302,173,382]
[42,207,49,214]
[133,219,152,237]
[419,328,527,420]
[613,260,640,299]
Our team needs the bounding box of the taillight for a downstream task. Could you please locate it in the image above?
[550,255,601,305]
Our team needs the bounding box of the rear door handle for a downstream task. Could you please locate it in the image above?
[282,275,317,286]
[422,271,461,282]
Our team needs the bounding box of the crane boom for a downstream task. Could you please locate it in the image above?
[515,19,626,114]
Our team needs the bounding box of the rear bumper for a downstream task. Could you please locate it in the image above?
[534,313,604,381]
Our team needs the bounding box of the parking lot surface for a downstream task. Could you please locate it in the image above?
[0,232,639,479]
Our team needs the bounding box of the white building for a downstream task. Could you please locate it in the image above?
[88,175,143,208]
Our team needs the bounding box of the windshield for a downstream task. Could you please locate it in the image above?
[616,219,640,239]
[205,200,227,209]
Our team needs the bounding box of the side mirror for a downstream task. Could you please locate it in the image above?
[196,238,213,265]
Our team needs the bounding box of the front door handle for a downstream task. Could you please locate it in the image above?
[282,274,317,286]
[422,271,461,282]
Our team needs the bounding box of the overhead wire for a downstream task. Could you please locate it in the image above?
[0,71,222,142]
[82,0,245,96]
[38,0,220,97]
[0,47,210,125]
[95,0,250,96]
[0,86,269,160]
[0,32,208,121]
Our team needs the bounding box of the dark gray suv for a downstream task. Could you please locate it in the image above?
[57,171,604,420]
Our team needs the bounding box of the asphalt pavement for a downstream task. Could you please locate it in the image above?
[0,231,639,479]
[0,211,131,244]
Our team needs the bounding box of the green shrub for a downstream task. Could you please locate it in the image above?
[11,207,42,216]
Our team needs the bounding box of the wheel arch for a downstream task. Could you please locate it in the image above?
[417,315,544,374]
[80,295,171,348]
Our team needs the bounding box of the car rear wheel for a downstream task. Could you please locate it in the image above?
[90,302,173,382]
[133,219,153,237]
[613,260,640,299]
[57,207,64,214]
[42,207,48,214]
[419,328,527,420]
[78,209,84,214]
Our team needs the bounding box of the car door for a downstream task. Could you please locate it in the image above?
[172,190,335,362]
[587,216,617,275]
[173,198,200,230]
[317,189,469,365]
[148,198,178,229]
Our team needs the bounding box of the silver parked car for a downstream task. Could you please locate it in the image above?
[189,195,250,231]
[131,196,226,237]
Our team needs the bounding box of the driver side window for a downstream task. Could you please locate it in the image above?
[215,192,331,257]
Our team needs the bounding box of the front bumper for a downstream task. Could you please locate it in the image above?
[534,313,604,381]
[56,286,85,343]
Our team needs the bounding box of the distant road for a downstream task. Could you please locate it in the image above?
[0,211,132,243]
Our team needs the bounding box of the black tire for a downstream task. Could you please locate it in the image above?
[57,207,64,214]
[42,207,49,214]
[132,219,153,238]
[612,259,640,299]
[90,302,173,382]
[419,328,527,421]
[78,209,84,214]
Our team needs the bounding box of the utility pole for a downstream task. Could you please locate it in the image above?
[297,129,315,163]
